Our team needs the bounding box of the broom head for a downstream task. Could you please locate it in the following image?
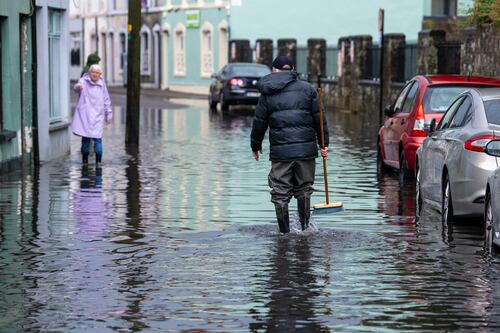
[312,201,343,214]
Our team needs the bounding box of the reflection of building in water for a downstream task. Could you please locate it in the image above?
[156,107,229,229]
[0,172,39,330]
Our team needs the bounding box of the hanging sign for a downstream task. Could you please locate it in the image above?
[186,10,200,29]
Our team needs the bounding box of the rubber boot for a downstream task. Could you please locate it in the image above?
[96,154,102,167]
[274,204,290,234]
[297,195,311,231]
[82,153,89,165]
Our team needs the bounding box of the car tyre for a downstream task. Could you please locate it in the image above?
[399,151,412,185]
[485,191,495,254]
[220,92,229,111]
[209,92,217,109]
[442,174,454,224]
[415,165,422,219]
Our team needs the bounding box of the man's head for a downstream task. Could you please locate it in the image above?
[272,56,294,72]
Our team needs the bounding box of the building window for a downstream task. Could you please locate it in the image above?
[200,23,213,77]
[119,32,127,70]
[431,0,457,16]
[70,34,81,66]
[49,10,62,122]
[140,25,151,75]
[174,24,186,76]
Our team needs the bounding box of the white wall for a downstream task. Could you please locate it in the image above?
[35,0,71,163]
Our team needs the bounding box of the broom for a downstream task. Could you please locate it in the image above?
[313,88,343,214]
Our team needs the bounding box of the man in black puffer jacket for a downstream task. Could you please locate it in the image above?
[251,56,329,233]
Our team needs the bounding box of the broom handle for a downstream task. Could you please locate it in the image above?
[317,88,330,205]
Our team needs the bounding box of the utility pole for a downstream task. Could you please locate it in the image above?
[378,8,385,126]
[126,0,141,146]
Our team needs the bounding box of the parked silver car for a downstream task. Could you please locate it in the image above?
[416,88,500,222]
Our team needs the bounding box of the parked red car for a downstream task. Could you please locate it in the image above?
[377,75,500,182]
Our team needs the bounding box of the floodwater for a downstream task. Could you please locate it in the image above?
[1,99,500,332]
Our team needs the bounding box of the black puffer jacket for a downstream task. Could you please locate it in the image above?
[250,71,329,162]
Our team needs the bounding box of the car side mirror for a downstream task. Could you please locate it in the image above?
[384,105,394,117]
[428,118,436,134]
[485,140,500,157]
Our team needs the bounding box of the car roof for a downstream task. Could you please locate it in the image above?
[227,62,269,68]
[423,74,500,86]
[472,87,500,100]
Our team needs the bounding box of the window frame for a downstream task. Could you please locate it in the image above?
[48,9,63,123]
[437,96,465,131]
[448,96,472,129]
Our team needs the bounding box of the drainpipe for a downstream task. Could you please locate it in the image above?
[30,0,39,166]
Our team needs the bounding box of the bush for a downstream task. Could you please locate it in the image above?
[470,0,500,28]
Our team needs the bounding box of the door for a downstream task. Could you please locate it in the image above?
[383,82,413,165]
[423,96,464,203]
[395,81,419,167]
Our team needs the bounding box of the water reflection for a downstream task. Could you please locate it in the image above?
[249,236,330,333]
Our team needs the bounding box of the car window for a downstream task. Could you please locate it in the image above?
[229,65,271,77]
[449,96,472,128]
[400,81,419,114]
[437,96,464,130]
[393,82,413,113]
[485,99,500,125]
[423,86,476,114]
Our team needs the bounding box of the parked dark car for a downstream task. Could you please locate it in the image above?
[378,75,500,184]
[208,63,271,110]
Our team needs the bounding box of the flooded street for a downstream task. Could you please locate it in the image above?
[1,96,500,332]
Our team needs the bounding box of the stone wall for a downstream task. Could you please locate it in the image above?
[461,26,500,77]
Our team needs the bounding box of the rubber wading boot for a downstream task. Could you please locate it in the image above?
[96,154,102,167]
[274,204,290,234]
[297,195,311,231]
[82,153,89,165]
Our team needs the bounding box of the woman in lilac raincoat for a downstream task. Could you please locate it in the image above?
[71,64,112,166]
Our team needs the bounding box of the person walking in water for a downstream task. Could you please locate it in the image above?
[71,64,112,167]
[251,56,329,233]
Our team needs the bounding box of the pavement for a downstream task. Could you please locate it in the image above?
[106,85,207,100]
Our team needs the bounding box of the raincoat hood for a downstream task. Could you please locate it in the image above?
[86,53,101,66]
[258,71,299,95]
[82,73,104,86]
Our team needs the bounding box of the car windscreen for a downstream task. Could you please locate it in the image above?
[485,99,500,125]
[229,65,270,77]
[423,86,476,114]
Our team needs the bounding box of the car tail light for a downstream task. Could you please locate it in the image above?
[411,104,427,137]
[229,78,244,87]
[464,135,500,152]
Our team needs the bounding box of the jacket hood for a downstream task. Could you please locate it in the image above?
[258,71,298,95]
[83,73,104,86]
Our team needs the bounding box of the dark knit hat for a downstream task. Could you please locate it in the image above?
[272,55,294,70]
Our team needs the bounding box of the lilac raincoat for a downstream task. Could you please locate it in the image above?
[71,74,112,139]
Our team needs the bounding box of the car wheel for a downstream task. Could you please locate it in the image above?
[415,165,422,219]
[220,92,229,111]
[399,151,412,185]
[485,191,495,254]
[442,174,454,223]
[209,92,217,109]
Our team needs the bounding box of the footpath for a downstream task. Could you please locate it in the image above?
[107,85,207,100]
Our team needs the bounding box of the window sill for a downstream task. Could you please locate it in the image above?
[49,121,69,133]
[0,130,17,143]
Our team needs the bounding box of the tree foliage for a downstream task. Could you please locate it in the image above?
[470,0,500,28]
